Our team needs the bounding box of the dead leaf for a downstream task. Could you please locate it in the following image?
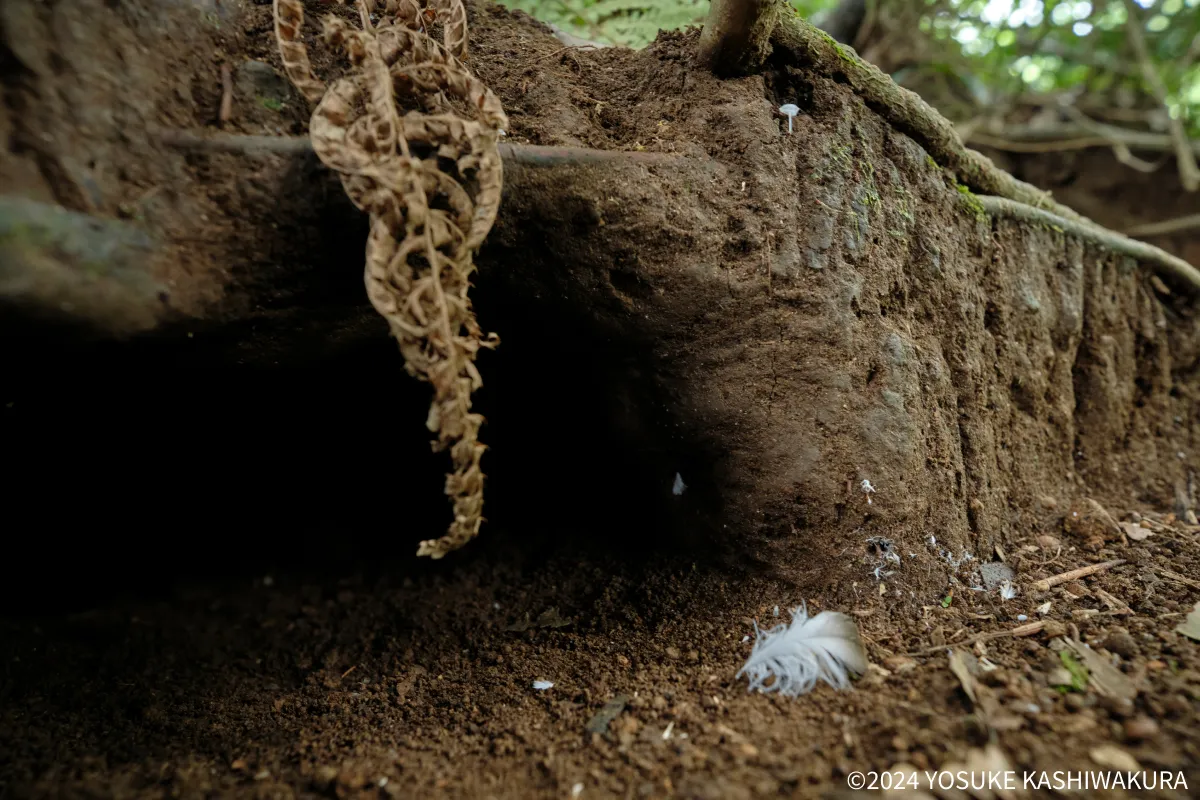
[949,649,979,704]
[584,695,629,735]
[1175,602,1200,642]
[1061,638,1138,701]
[1121,522,1152,541]
[1090,744,1141,772]
[504,606,572,632]
[948,650,1023,731]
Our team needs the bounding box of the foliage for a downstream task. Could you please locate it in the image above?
[906,0,1200,133]
[493,0,1200,137]
[492,0,838,49]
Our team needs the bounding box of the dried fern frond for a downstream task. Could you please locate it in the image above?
[737,605,869,696]
[273,0,507,558]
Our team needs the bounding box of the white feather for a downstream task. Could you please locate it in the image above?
[736,604,868,696]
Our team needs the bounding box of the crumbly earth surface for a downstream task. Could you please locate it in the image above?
[4,512,1200,799]
[3,0,1200,798]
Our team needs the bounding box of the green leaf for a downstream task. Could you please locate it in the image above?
[1058,650,1089,692]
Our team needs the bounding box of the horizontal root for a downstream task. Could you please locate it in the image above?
[154,129,688,168]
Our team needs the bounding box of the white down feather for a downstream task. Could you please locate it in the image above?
[736,604,869,696]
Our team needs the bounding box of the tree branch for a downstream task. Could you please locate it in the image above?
[966,119,1200,158]
[1124,213,1200,239]
[1122,0,1200,191]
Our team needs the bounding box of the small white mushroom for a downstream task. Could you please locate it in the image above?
[778,103,800,133]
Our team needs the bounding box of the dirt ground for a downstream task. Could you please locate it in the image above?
[4,505,1200,799]
[3,0,1200,797]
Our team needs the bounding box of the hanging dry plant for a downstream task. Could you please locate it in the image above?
[273,0,507,558]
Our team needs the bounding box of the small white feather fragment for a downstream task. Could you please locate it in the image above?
[672,473,686,496]
[737,604,868,696]
[532,680,554,691]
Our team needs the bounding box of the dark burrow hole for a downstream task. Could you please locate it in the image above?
[761,68,815,116]
[1,281,732,615]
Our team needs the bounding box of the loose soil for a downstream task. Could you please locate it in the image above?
[3,1,1200,798]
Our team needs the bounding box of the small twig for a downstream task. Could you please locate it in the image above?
[1031,558,1126,593]
[1109,141,1168,174]
[219,64,234,127]
[1122,0,1200,191]
[1093,587,1132,614]
[1124,213,1200,239]
[1158,568,1200,591]
[528,45,580,65]
[968,131,1114,154]
[904,621,1045,657]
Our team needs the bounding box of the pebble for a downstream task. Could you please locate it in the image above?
[665,646,681,660]
[312,766,338,789]
[883,655,918,673]
[1164,694,1191,716]
[1098,695,1134,717]
[1042,620,1068,639]
[1102,628,1139,659]
[1123,716,1159,740]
